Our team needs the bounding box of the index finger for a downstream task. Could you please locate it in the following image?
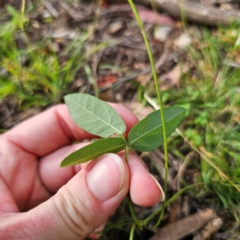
[4,103,138,156]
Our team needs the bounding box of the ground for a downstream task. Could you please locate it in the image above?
[1,0,240,239]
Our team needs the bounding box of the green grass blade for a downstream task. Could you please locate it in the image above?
[128,107,186,151]
[127,0,173,200]
[64,93,126,138]
[60,138,125,167]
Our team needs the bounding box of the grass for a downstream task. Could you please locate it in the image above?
[146,24,240,223]
[0,5,114,109]
[1,1,240,238]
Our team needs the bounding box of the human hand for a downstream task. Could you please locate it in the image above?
[0,103,164,239]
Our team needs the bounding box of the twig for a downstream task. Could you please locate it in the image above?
[43,0,59,18]
[193,218,223,240]
[149,209,217,240]
[140,0,240,26]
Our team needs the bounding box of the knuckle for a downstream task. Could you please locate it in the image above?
[53,188,93,239]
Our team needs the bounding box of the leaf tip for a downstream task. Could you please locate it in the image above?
[60,160,68,168]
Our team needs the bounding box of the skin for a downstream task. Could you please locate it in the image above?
[0,103,163,239]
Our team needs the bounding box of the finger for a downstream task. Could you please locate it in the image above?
[0,178,19,213]
[0,136,51,212]
[88,223,106,239]
[39,146,165,207]
[121,152,165,207]
[38,142,89,193]
[0,154,130,240]
[4,104,138,157]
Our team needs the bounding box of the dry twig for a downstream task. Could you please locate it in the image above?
[140,0,240,26]
[149,209,218,240]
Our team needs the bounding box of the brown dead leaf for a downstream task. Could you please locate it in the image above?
[233,116,240,123]
[97,75,117,88]
[100,0,109,8]
[107,21,125,35]
[220,3,235,11]
[123,101,153,120]
[161,64,189,90]
[149,209,218,240]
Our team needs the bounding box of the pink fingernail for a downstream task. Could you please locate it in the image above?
[149,174,165,202]
[87,154,125,202]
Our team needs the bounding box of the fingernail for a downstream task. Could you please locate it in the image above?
[87,154,125,202]
[150,174,165,202]
[88,223,105,239]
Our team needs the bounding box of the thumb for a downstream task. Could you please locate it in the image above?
[5,154,129,240]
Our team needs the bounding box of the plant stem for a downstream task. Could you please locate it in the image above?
[128,0,169,226]
[125,142,129,162]
[128,197,142,230]
[124,136,142,231]
[129,223,136,240]
[20,0,26,30]
[20,0,31,46]
[143,182,204,228]
[176,129,240,193]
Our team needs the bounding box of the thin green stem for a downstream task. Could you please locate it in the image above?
[129,224,136,240]
[20,0,26,30]
[166,182,204,205]
[20,0,31,46]
[123,135,141,228]
[128,197,142,230]
[122,134,129,162]
[128,0,169,226]
[152,182,204,228]
[125,143,129,162]
[143,182,204,228]
[124,138,142,229]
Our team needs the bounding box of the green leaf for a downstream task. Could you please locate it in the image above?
[64,93,126,138]
[61,138,126,167]
[128,107,186,152]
